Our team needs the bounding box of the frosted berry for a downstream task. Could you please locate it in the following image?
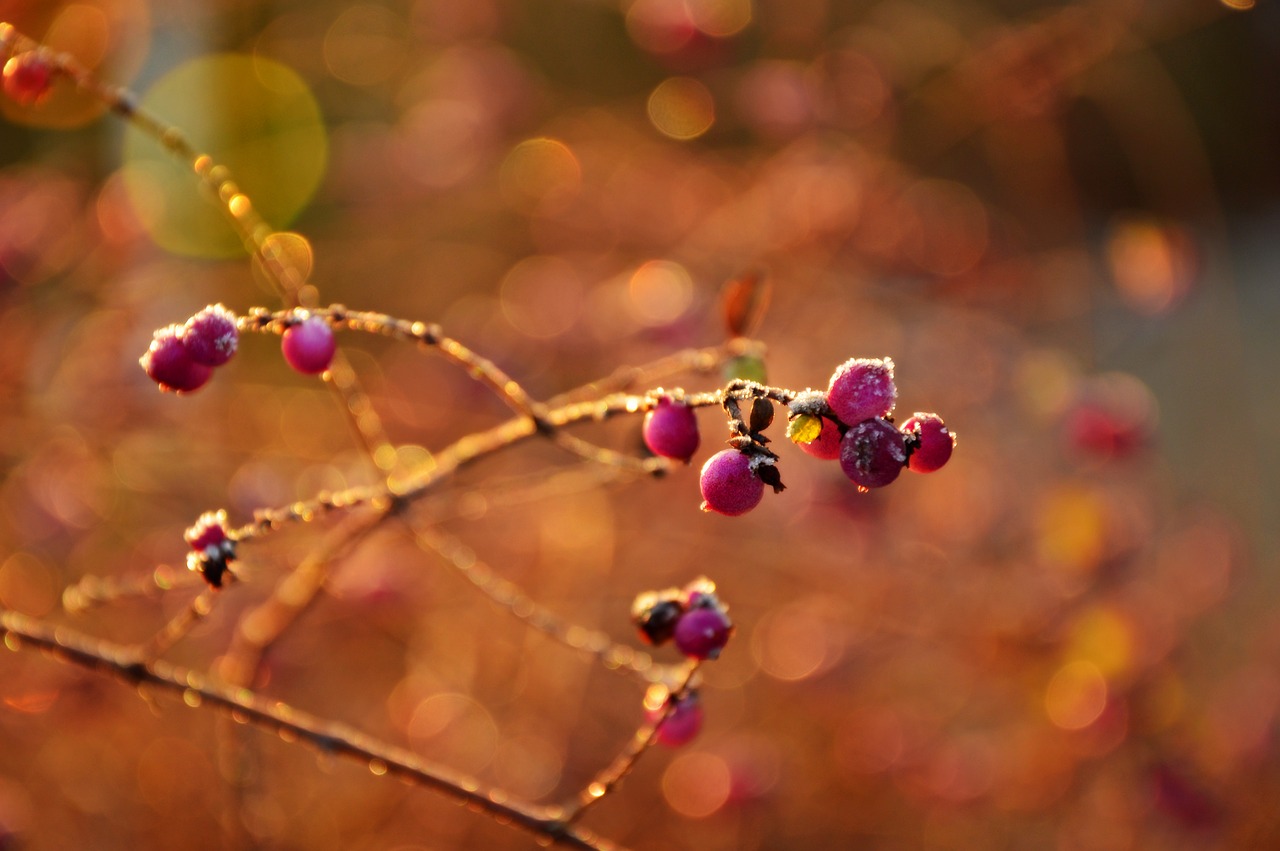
[181,304,239,367]
[2,52,54,106]
[282,315,336,374]
[647,691,704,747]
[643,396,700,462]
[184,510,229,552]
[699,449,764,516]
[827,357,896,425]
[674,606,733,660]
[797,416,843,460]
[140,325,213,393]
[902,412,954,473]
[631,589,684,646]
[839,417,905,489]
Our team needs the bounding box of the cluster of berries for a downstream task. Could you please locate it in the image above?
[184,510,236,587]
[631,577,734,661]
[788,357,954,488]
[140,307,337,393]
[641,358,955,516]
[2,50,54,106]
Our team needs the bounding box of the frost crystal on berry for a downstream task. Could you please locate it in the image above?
[182,304,239,367]
[902,412,954,473]
[141,325,213,393]
[839,417,906,489]
[827,357,896,426]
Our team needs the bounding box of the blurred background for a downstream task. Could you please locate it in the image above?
[0,0,1278,848]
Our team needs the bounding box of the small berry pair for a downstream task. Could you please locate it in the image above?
[184,510,236,587]
[631,578,733,661]
[140,304,239,393]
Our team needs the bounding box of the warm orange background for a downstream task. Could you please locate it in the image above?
[0,1,1277,848]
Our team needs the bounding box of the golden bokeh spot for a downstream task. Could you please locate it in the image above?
[1036,485,1106,581]
[648,77,715,141]
[1045,661,1108,731]
[1105,217,1196,315]
[662,752,731,818]
[323,4,406,87]
[628,259,693,325]
[122,54,327,258]
[499,137,582,212]
[687,0,753,37]
[1066,607,1134,679]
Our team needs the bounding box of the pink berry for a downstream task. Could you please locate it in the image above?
[826,357,896,426]
[140,325,213,393]
[184,510,229,552]
[699,449,764,516]
[902,412,954,473]
[838,417,905,489]
[643,396,700,462]
[797,416,843,460]
[647,692,703,747]
[2,52,53,106]
[282,315,336,374]
[181,304,239,367]
[674,606,733,660]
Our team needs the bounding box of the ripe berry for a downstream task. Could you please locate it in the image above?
[643,396,700,462]
[699,449,764,516]
[140,325,213,393]
[181,304,239,367]
[647,691,704,748]
[797,416,843,460]
[839,417,905,489]
[827,357,896,426]
[674,606,733,660]
[184,510,229,552]
[902,412,954,473]
[2,52,54,106]
[282,315,336,374]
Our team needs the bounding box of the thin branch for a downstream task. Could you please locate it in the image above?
[0,608,619,851]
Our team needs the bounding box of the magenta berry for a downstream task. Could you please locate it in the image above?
[827,357,896,426]
[2,52,54,106]
[647,691,704,747]
[699,449,764,516]
[902,412,954,473]
[181,304,239,367]
[839,417,905,489]
[140,325,213,393]
[183,510,236,588]
[797,416,843,460]
[674,606,733,660]
[282,315,336,375]
[184,510,229,552]
[643,396,700,462]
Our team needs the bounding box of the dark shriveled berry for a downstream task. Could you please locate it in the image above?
[839,417,906,489]
[631,589,685,646]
